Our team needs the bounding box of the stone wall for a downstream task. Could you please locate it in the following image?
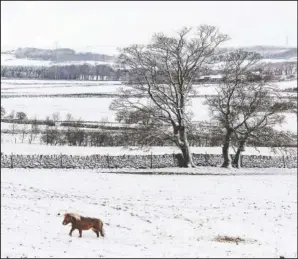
[1,153,297,169]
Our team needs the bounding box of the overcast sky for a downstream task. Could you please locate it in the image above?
[1,1,297,55]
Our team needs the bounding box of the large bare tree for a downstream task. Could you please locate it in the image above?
[232,98,297,168]
[206,49,294,168]
[111,25,228,167]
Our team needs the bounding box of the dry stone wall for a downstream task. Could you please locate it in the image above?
[1,153,297,169]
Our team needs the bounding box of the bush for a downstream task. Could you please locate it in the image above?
[16,112,28,120]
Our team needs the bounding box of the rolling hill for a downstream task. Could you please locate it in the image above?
[1,46,297,67]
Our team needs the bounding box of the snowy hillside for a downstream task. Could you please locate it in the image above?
[222,46,297,60]
[1,53,114,67]
[1,46,297,67]
[1,79,296,133]
[1,168,297,258]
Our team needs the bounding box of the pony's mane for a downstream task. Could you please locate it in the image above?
[64,213,81,221]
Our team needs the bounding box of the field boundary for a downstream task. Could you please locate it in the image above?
[1,153,297,169]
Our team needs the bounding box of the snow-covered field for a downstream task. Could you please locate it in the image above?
[1,79,122,89]
[1,54,114,67]
[1,79,297,93]
[1,79,122,86]
[0,96,209,122]
[1,97,116,121]
[1,79,297,132]
[261,57,297,63]
[2,53,296,67]
[1,96,296,132]
[1,168,297,258]
[1,98,297,134]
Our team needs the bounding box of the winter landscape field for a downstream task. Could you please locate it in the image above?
[2,1,298,258]
[1,51,297,259]
[1,168,297,258]
[1,79,297,132]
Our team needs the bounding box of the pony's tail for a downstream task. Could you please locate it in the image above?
[100,219,105,237]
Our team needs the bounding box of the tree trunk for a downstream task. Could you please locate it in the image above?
[178,126,195,168]
[222,129,233,168]
[233,140,246,168]
[180,143,194,167]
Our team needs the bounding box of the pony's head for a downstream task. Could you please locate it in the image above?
[62,213,81,225]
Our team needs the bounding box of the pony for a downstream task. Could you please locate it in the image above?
[62,213,104,238]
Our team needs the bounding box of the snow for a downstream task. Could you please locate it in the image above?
[260,57,297,63]
[1,143,296,157]
[2,51,297,68]
[210,58,297,70]
[3,97,295,133]
[275,113,298,133]
[1,79,122,86]
[1,79,297,132]
[1,85,121,95]
[1,79,296,94]
[199,75,223,79]
[1,79,296,96]
[269,80,297,90]
[1,54,114,67]
[1,168,297,258]
[1,80,122,95]
[1,54,52,67]
[193,85,217,95]
[1,97,116,121]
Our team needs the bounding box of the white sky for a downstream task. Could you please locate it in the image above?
[1,1,297,55]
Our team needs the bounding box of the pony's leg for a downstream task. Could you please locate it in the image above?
[79,229,82,238]
[69,227,75,236]
[93,229,99,237]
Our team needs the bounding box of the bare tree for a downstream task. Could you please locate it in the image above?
[20,124,28,143]
[115,109,153,125]
[65,113,74,122]
[42,116,58,145]
[206,49,291,168]
[231,99,296,168]
[8,110,15,120]
[16,111,28,121]
[52,112,60,124]
[270,131,297,168]
[111,25,229,167]
[28,118,40,144]
[8,110,17,143]
[64,113,75,146]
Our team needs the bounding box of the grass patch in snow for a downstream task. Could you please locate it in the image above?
[214,235,248,244]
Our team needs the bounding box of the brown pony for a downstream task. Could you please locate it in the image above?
[62,213,104,238]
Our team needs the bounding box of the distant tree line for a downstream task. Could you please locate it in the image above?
[1,63,295,82]
[3,121,295,148]
[2,107,296,148]
[1,64,129,81]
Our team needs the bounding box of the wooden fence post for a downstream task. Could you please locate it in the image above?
[172,153,175,166]
[11,153,13,168]
[282,155,286,168]
[60,154,63,168]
